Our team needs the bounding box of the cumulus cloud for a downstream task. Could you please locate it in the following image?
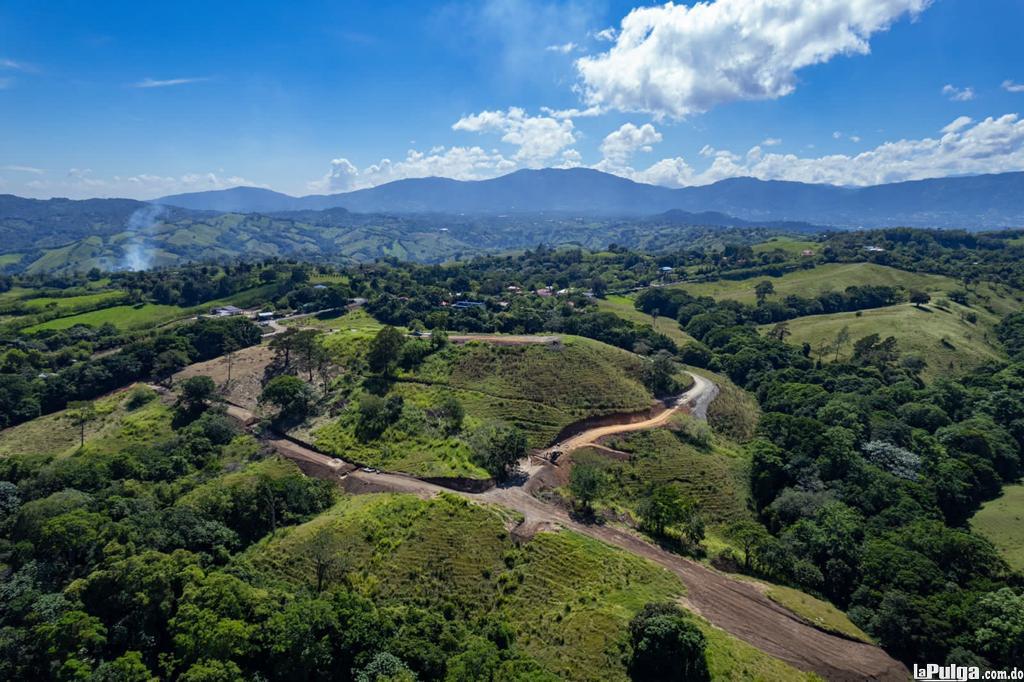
[625,114,1024,187]
[761,138,782,147]
[1003,80,1024,94]
[593,27,617,42]
[599,122,662,165]
[557,149,584,168]
[452,107,576,165]
[19,170,262,200]
[308,146,516,193]
[942,84,975,102]
[131,77,210,88]
[575,0,931,118]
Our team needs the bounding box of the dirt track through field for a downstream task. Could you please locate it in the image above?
[220,372,907,680]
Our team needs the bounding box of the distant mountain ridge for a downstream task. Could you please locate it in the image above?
[153,168,1024,228]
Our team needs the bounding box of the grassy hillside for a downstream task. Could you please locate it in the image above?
[673,262,960,305]
[596,294,696,347]
[971,484,1024,572]
[0,384,173,460]
[576,425,751,529]
[752,236,821,256]
[24,303,194,332]
[775,300,1007,379]
[310,336,657,478]
[762,584,873,644]
[241,492,814,681]
[19,283,280,332]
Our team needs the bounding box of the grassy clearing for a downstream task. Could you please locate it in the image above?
[776,300,1007,380]
[17,290,126,313]
[596,294,696,347]
[25,303,195,331]
[0,385,173,460]
[971,484,1024,572]
[294,307,385,332]
[22,283,280,332]
[751,237,820,256]
[0,253,24,266]
[242,492,811,681]
[671,263,961,305]
[762,584,873,644]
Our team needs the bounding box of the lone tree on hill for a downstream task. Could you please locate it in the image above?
[67,401,97,449]
[176,375,217,418]
[470,421,527,482]
[570,463,607,514]
[367,326,406,375]
[910,290,931,309]
[260,375,315,422]
[755,280,775,305]
[628,603,709,681]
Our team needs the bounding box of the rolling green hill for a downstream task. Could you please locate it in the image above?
[671,262,959,305]
[774,299,1009,379]
[309,336,659,479]
[241,492,815,681]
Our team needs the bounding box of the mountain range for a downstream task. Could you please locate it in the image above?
[154,168,1024,229]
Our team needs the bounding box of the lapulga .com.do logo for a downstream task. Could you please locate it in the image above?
[914,664,1024,681]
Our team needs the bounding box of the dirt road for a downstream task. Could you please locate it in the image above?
[545,372,718,455]
[446,334,561,346]
[218,375,906,680]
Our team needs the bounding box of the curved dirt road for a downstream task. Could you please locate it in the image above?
[223,374,907,680]
[547,372,718,455]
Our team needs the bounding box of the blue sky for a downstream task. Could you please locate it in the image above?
[2,0,1024,199]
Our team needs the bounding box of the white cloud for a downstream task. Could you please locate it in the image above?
[557,149,584,169]
[575,0,931,119]
[599,122,662,165]
[539,105,603,119]
[545,42,577,54]
[309,146,516,193]
[942,84,975,102]
[452,107,576,165]
[131,77,210,89]
[942,116,973,134]
[1,165,44,174]
[761,138,782,147]
[1003,80,1024,94]
[627,114,1024,187]
[593,27,617,42]
[18,170,263,200]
